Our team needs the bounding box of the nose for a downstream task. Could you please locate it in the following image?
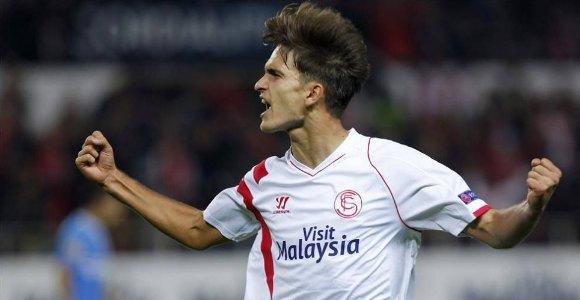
[254,74,267,92]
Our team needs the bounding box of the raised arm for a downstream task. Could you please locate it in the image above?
[466,158,562,249]
[75,131,228,250]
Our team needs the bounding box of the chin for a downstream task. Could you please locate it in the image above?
[260,118,304,133]
[259,122,281,133]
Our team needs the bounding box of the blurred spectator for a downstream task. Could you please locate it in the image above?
[55,189,127,300]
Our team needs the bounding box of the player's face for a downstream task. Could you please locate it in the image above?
[254,46,309,133]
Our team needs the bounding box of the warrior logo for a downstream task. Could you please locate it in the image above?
[274,196,291,214]
[334,190,362,219]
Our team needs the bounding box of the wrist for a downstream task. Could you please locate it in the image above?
[101,169,122,192]
[525,198,545,216]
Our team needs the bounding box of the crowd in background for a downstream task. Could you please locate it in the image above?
[1,1,580,62]
[1,65,578,252]
[1,0,580,253]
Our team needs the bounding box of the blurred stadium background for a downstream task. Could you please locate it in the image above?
[1,0,579,299]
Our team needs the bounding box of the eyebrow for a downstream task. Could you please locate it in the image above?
[265,66,284,77]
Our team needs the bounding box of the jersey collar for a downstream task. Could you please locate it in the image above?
[286,128,361,176]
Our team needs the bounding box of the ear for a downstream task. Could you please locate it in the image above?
[304,81,325,109]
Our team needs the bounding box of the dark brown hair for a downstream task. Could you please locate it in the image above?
[263,2,370,117]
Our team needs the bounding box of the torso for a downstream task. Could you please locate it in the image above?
[241,130,420,300]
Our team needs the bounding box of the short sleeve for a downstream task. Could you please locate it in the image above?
[204,186,260,242]
[371,141,491,236]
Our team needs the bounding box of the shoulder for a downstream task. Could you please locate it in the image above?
[258,155,284,173]
[366,136,431,166]
[56,211,94,252]
[60,211,107,242]
[241,155,284,185]
[57,211,85,237]
[366,136,459,180]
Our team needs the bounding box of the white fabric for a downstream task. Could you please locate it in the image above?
[204,129,490,300]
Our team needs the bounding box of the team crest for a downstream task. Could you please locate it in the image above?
[274,195,291,214]
[334,190,362,219]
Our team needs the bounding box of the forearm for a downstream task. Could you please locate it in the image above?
[470,200,543,249]
[101,169,212,249]
[468,158,561,248]
[494,200,544,247]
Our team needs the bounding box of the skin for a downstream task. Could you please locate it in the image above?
[75,46,562,250]
[75,135,226,250]
[466,157,562,248]
[87,193,128,228]
[255,46,348,167]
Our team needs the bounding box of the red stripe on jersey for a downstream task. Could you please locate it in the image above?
[473,204,492,218]
[367,138,421,233]
[253,160,269,184]
[237,179,274,299]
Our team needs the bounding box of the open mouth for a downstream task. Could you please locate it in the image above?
[261,99,271,117]
[261,98,271,109]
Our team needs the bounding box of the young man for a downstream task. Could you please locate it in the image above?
[75,2,562,299]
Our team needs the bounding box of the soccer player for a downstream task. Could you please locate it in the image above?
[55,190,126,300]
[75,2,562,299]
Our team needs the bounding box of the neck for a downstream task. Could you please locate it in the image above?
[288,115,348,169]
[86,203,107,226]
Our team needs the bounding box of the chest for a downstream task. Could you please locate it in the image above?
[250,166,400,240]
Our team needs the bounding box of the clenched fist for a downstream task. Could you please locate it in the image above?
[75,131,117,185]
[526,158,562,211]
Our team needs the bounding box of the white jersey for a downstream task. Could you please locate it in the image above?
[204,129,490,300]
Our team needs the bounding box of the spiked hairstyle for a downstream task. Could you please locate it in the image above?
[263,2,370,117]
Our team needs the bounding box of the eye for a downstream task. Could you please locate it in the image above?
[266,68,282,78]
